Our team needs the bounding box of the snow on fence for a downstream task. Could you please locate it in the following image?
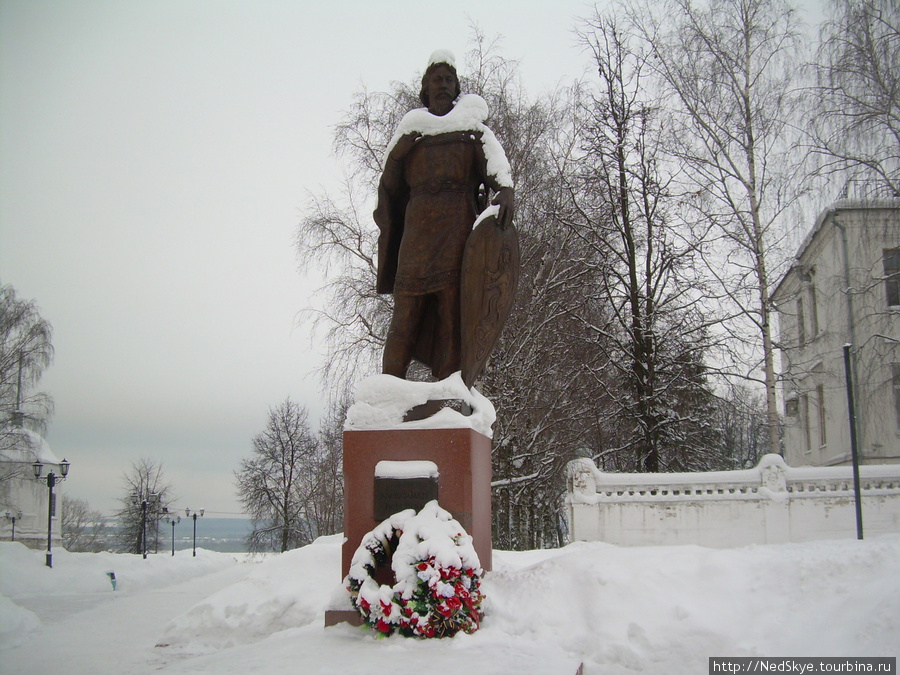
[566,454,900,547]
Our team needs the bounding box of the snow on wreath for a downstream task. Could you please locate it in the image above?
[345,500,484,638]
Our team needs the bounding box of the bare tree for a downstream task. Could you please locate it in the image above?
[0,284,53,435]
[714,384,770,468]
[0,285,54,514]
[627,0,805,454]
[808,0,900,196]
[566,12,725,473]
[305,392,347,539]
[61,495,108,552]
[295,81,419,384]
[235,398,341,552]
[112,458,174,554]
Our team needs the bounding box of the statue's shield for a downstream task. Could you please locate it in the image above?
[460,212,520,388]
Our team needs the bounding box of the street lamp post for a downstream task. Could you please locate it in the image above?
[4,510,23,542]
[185,508,204,557]
[32,458,70,568]
[163,510,181,556]
[843,344,864,540]
[131,492,160,559]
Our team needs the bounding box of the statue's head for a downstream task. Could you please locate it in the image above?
[419,50,461,113]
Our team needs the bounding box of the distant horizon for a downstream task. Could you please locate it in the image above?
[136,516,254,554]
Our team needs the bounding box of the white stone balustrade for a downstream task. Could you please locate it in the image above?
[567,454,900,547]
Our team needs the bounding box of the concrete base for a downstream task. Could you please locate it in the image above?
[341,426,492,579]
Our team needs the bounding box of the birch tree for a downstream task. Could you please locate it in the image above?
[566,13,725,472]
[0,284,55,498]
[808,0,900,196]
[0,284,53,434]
[628,0,805,454]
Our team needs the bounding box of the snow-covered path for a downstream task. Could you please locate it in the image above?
[2,535,898,674]
[2,550,252,674]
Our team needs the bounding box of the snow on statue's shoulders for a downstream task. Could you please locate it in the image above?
[345,371,495,437]
[394,94,489,139]
[384,94,514,188]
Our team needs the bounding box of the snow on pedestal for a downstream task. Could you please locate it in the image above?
[374,460,439,480]
[345,372,495,438]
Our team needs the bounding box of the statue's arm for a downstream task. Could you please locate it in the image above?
[474,129,515,229]
[491,186,515,230]
[389,132,422,162]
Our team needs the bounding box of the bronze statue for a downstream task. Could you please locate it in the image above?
[375,51,518,386]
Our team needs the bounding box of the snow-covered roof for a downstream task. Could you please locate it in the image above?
[774,198,900,300]
[0,423,60,465]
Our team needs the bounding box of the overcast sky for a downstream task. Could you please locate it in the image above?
[0,0,826,518]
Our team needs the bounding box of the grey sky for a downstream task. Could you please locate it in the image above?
[0,0,825,517]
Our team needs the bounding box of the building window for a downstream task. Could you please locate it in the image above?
[884,249,900,307]
[800,267,819,338]
[816,384,827,447]
[808,283,819,336]
[797,297,806,345]
[893,365,900,430]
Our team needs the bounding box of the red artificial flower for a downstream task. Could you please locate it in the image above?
[417,562,429,572]
[446,596,462,611]
[376,618,391,634]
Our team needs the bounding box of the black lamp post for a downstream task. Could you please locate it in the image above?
[131,492,160,559]
[163,510,181,556]
[185,508,204,557]
[5,510,23,542]
[32,458,70,568]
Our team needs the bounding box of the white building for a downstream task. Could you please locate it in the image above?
[773,198,900,466]
[0,418,66,548]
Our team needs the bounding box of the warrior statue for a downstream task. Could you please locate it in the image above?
[374,50,519,387]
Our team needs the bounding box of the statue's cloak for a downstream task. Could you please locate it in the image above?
[374,95,515,380]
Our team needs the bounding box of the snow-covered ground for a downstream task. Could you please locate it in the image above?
[1,534,898,674]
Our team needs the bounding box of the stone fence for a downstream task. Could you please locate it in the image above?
[566,454,900,547]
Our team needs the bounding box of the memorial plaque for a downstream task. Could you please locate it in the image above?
[374,476,439,521]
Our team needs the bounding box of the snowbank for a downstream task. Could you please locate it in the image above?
[156,534,340,652]
[1,534,898,673]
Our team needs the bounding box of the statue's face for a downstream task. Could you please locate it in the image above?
[426,64,456,116]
